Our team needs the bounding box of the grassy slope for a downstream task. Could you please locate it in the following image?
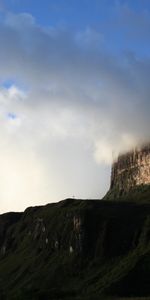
[0,188,150,299]
[105,184,150,203]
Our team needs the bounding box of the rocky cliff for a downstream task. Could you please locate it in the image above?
[1,146,150,299]
[1,199,150,299]
[107,144,150,199]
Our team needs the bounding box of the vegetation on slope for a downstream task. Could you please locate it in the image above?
[0,188,150,299]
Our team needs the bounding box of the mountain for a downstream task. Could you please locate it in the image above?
[0,145,150,299]
[106,143,150,201]
[0,197,150,299]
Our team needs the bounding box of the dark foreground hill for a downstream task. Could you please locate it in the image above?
[0,188,150,299]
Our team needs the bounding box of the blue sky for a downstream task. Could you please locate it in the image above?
[1,0,150,57]
[0,0,149,212]
[2,0,150,27]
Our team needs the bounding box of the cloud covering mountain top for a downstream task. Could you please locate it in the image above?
[0,4,149,212]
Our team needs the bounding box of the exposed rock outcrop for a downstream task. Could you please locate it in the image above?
[108,143,150,199]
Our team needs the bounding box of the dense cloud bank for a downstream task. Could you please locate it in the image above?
[0,9,149,211]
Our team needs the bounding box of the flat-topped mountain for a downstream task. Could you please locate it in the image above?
[0,145,150,299]
[106,143,150,200]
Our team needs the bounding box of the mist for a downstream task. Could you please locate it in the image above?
[0,7,149,212]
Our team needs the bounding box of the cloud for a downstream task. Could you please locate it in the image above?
[0,10,149,211]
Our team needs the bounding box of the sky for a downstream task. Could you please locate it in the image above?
[0,0,149,212]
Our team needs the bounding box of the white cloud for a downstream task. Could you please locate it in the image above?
[0,11,149,212]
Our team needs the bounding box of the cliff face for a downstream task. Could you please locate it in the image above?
[1,199,150,299]
[1,147,150,299]
[110,144,150,198]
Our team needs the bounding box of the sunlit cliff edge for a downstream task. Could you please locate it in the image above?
[105,143,150,201]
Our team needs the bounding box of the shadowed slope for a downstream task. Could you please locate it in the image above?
[0,194,150,299]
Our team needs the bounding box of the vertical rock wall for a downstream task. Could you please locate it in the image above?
[110,144,150,197]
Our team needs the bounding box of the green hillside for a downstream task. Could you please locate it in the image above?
[0,188,150,299]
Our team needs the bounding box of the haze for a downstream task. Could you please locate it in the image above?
[0,0,149,212]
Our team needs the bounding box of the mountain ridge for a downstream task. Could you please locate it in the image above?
[0,144,150,299]
[0,192,150,299]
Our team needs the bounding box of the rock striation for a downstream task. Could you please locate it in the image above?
[0,198,149,298]
[109,143,150,198]
[1,199,150,299]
